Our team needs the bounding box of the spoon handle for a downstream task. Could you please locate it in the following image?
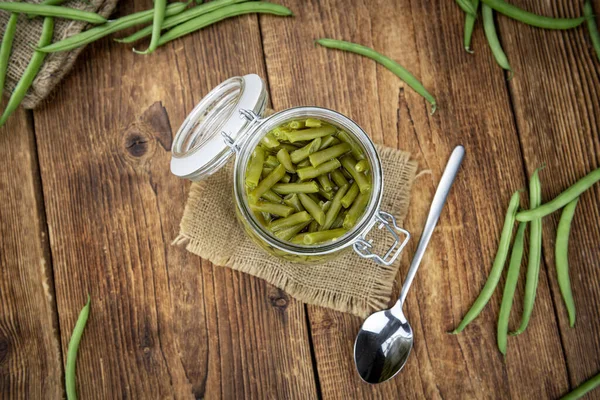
[395,146,465,308]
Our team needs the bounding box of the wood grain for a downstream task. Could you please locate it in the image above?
[27,1,317,398]
[0,105,62,398]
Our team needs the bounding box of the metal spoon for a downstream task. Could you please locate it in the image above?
[354,145,465,384]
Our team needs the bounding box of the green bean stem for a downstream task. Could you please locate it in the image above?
[516,168,600,221]
[250,200,294,218]
[451,190,521,333]
[298,193,326,225]
[464,0,480,53]
[272,181,319,195]
[560,372,600,400]
[482,5,512,73]
[303,228,348,245]
[38,3,189,53]
[497,222,526,356]
[584,1,600,62]
[0,18,54,127]
[316,38,437,114]
[270,211,313,232]
[0,2,106,24]
[555,197,579,328]
[134,0,167,54]
[512,169,542,335]
[0,13,18,100]
[340,155,371,193]
[66,295,91,400]
[157,2,293,47]
[480,0,585,30]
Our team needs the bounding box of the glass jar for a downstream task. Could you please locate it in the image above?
[171,74,410,266]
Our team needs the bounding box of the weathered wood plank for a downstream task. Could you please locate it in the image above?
[29,1,317,397]
[496,0,600,393]
[0,105,62,398]
[259,0,571,398]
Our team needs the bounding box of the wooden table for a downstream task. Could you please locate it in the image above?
[1,1,599,398]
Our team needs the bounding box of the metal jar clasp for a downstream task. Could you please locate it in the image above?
[220,109,263,153]
[353,211,410,266]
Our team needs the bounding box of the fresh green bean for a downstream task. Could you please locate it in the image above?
[480,0,585,30]
[512,169,542,335]
[343,191,370,229]
[456,0,477,16]
[340,155,371,194]
[560,372,600,400]
[584,1,600,62]
[157,2,293,46]
[336,131,365,160]
[297,159,341,181]
[322,184,349,230]
[249,164,286,202]
[0,3,106,24]
[250,200,294,218]
[290,138,322,163]
[341,182,359,208]
[305,118,322,127]
[0,18,54,127]
[355,159,370,173]
[261,133,280,149]
[277,148,295,172]
[116,0,247,43]
[482,5,512,74]
[285,125,336,143]
[283,193,304,212]
[319,135,340,150]
[66,295,91,400]
[452,190,521,333]
[38,3,188,53]
[316,38,437,114]
[303,228,348,244]
[270,211,313,232]
[274,220,311,241]
[27,0,69,18]
[331,169,349,188]
[261,189,282,203]
[497,222,526,356]
[555,197,578,328]
[298,193,325,225]
[464,0,480,53]
[309,143,352,167]
[246,146,265,189]
[272,181,319,195]
[289,120,305,129]
[133,0,166,54]
[516,168,600,221]
[0,13,18,100]
[317,174,333,192]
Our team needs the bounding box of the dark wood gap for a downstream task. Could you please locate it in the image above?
[303,304,324,400]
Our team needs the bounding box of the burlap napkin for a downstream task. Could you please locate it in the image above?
[0,0,119,109]
[175,144,417,317]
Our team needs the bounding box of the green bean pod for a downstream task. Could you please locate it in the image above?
[272,181,319,195]
[331,169,349,188]
[331,210,347,229]
[298,193,326,225]
[305,118,322,127]
[297,159,341,181]
[277,148,296,172]
[336,131,365,160]
[464,0,480,53]
[560,372,600,400]
[497,222,527,356]
[0,2,106,24]
[281,174,291,183]
[309,143,352,167]
[322,184,349,230]
[341,182,359,208]
[555,197,579,328]
[66,295,91,400]
[290,138,322,163]
[455,0,477,16]
[303,228,348,245]
[290,232,310,244]
[482,4,511,73]
[285,125,336,143]
[319,135,340,150]
[250,200,294,218]
[0,18,54,127]
[0,12,18,100]
[249,164,286,202]
[318,188,334,201]
[289,120,305,129]
[261,189,282,203]
[452,190,521,333]
[261,133,280,149]
[584,1,600,62]
[270,211,313,232]
[283,193,304,212]
[343,191,370,229]
[481,0,585,30]
[317,174,333,192]
[274,220,311,241]
[516,168,600,221]
[246,146,265,188]
[340,155,371,194]
[355,159,370,173]
[134,0,167,54]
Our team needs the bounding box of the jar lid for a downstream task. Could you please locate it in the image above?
[170,74,267,180]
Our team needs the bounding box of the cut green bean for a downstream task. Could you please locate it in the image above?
[512,169,542,335]
[270,211,313,232]
[283,193,304,212]
[277,148,295,172]
[331,210,347,229]
[274,220,311,241]
[322,184,349,230]
[250,200,294,217]
[249,164,286,202]
[308,220,319,233]
[286,125,336,143]
[482,5,512,73]
[262,133,280,149]
[516,168,600,221]
[307,193,321,203]
[296,159,311,168]
[456,0,477,16]
[585,1,600,62]
[133,0,166,54]
[560,372,600,400]
[272,181,319,195]
[290,138,322,163]
[305,118,322,127]
[336,131,365,160]
[0,3,106,24]
[303,228,348,244]
[66,295,91,400]
[0,12,18,100]
[289,120,305,129]
[264,155,279,168]
[0,18,54,127]
[316,38,437,114]
[277,142,299,152]
[464,0,480,53]
[355,159,370,173]
[116,0,247,43]
[261,167,273,178]
[319,200,332,212]
[331,169,349,188]
[319,135,340,150]
[452,190,521,333]
[270,126,291,140]
[341,182,359,208]
[291,232,310,244]
[317,174,333,192]
[481,0,585,30]
[340,155,371,194]
[555,197,578,328]
[318,188,334,201]
[261,189,282,203]
[246,146,265,188]
[343,191,369,229]
[298,193,325,225]
[281,174,291,183]
[297,159,341,181]
[309,143,352,167]
[497,222,526,356]
[38,3,188,53]
[157,2,293,46]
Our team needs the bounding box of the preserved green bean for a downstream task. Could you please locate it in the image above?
[272,182,319,195]
[270,211,313,232]
[309,143,351,167]
[340,155,371,193]
[250,200,294,217]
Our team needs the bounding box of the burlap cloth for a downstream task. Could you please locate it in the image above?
[175,145,418,317]
[0,0,119,109]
